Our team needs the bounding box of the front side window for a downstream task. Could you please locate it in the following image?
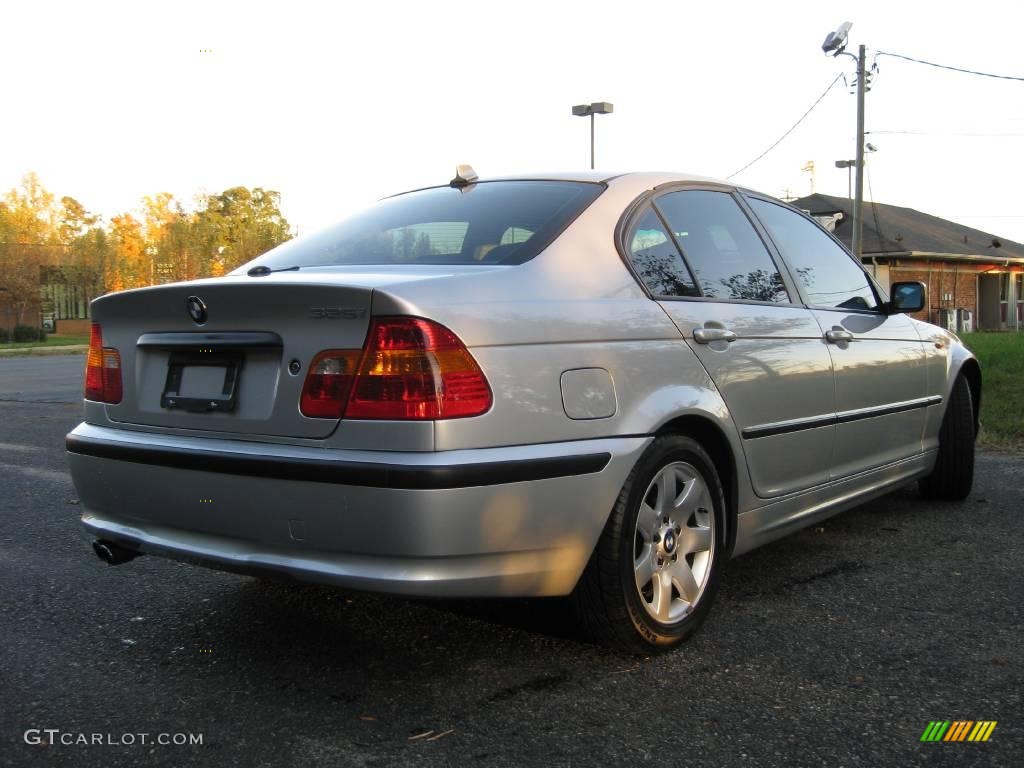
[625,207,698,297]
[238,181,603,270]
[748,197,880,311]
[654,190,789,303]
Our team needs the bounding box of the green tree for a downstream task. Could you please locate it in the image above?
[196,186,292,273]
[52,196,107,314]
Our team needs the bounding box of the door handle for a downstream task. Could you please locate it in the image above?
[825,329,854,344]
[693,328,737,344]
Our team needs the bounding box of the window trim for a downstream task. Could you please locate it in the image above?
[741,192,886,314]
[622,202,701,298]
[616,182,803,307]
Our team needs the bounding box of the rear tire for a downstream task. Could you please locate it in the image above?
[573,435,726,654]
[919,375,975,500]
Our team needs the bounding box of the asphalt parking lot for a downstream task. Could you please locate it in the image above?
[1,355,1020,767]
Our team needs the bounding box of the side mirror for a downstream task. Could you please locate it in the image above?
[888,281,926,314]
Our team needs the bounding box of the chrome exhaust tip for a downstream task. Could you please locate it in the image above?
[92,539,142,566]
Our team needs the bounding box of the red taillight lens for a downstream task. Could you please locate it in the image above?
[346,318,492,420]
[84,323,122,404]
[300,318,492,421]
[299,349,362,418]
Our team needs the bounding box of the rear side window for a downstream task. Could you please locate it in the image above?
[747,197,880,311]
[654,190,789,303]
[625,207,698,297]
[239,181,603,270]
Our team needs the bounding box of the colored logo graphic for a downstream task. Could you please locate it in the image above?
[920,721,997,742]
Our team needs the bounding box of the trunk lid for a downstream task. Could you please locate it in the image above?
[90,274,381,439]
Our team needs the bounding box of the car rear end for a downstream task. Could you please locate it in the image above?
[66,177,655,597]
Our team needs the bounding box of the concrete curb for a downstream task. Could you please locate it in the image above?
[0,345,88,358]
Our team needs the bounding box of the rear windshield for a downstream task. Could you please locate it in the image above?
[240,180,604,270]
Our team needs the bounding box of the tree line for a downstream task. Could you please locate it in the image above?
[0,172,293,325]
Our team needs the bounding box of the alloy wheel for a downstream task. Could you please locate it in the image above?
[632,461,715,624]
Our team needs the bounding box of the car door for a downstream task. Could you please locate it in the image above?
[623,186,836,498]
[745,196,932,478]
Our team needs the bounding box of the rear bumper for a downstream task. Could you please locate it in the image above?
[67,423,649,597]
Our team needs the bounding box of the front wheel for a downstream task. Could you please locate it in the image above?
[573,435,727,654]
[919,374,975,500]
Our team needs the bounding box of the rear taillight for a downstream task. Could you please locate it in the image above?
[300,317,492,421]
[299,349,362,418]
[84,323,122,404]
[347,318,492,419]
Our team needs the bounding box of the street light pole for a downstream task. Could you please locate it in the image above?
[852,44,867,259]
[572,102,614,169]
[822,24,869,259]
[590,112,595,170]
[835,159,855,199]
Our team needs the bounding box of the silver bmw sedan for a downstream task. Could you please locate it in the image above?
[67,170,980,652]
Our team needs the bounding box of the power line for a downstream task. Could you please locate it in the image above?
[869,129,1024,137]
[875,51,1024,82]
[726,74,844,180]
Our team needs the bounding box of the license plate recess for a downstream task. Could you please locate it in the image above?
[161,351,243,413]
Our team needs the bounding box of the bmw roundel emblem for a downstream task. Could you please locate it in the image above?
[186,295,208,325]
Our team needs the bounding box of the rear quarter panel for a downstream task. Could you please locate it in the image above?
[370,177,754,509]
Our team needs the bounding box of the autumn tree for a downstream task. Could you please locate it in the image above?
[1,176,294,318]
[107,214,148,291]
[0,173,60,324]
[43,196,110,316]
[143,193,201,283]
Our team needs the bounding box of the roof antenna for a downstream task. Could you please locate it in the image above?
[450,164,479,187]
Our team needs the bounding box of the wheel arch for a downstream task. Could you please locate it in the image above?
[955,357,982,438]
[654,414,739,557]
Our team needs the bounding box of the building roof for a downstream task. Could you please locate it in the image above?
[791,193,1024,262]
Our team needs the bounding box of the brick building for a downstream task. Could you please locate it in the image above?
[792,194,1024,331]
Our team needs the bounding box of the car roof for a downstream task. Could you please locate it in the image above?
[485,170,729,186]
[390,171,761,203]
[466,171,762,202]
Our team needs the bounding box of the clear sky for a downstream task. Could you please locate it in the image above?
[3,0,1023,243]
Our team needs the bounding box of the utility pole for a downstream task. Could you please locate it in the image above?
[822,24,869,258]
[853,44,866,259]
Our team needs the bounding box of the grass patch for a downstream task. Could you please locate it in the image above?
[0,333,89,349]
[961,332,1024,451]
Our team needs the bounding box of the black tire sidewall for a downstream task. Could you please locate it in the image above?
[920,374,975,500]
[617,436,727,648]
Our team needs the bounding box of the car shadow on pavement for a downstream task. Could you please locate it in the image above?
[169,480,967,670]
